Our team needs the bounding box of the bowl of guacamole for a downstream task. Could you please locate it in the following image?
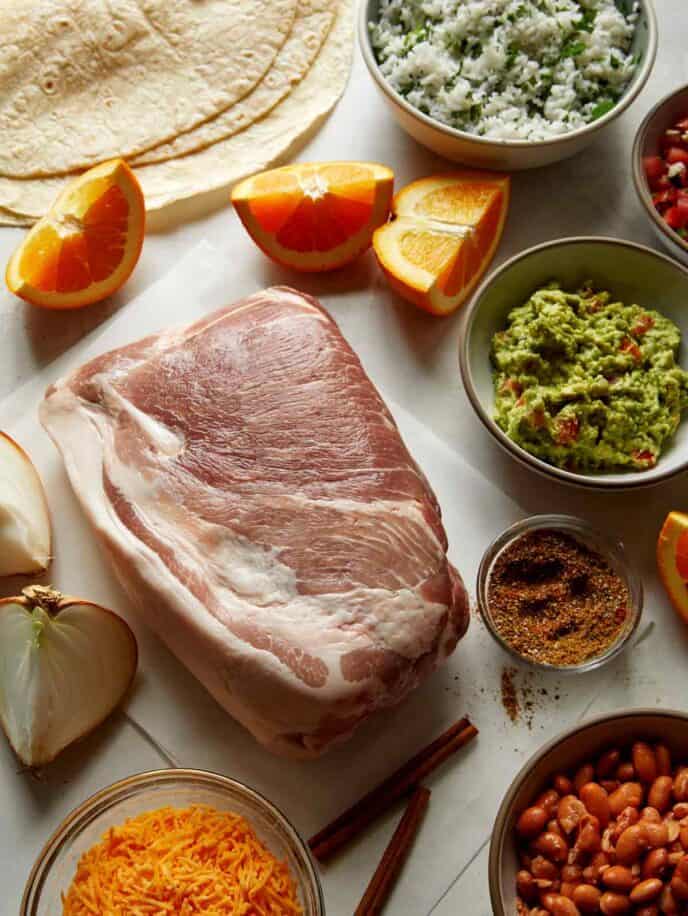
[460,238,688,489]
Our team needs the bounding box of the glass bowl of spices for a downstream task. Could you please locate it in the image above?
[477,514,643,673]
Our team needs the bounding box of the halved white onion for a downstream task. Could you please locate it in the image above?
[0,586,137,766]
[0,432,51,576]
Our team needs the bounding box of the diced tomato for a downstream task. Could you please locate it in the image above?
[631,314,655,337]
[555,416,579,445]
[644,155,666,187]
[666,147,688,167]
[632,449,656,467]
[661,131,684,152]
[665,205,688,230]
[499,378,523,397]
[653,189,677,214]
[653,188,677,207]
[620,337,642,362]
[530,409,546,430]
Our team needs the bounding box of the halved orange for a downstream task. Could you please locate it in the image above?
[373,172,510,316]
[6,159,145,310]
[231,162,394,272]
[657,511,688,624]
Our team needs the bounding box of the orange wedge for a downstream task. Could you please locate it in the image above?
[231,161,394,272]
[373,172,510,316]
[6,159,145,310]
[657,511,688,624]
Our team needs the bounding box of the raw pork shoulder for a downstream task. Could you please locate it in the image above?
[40,287,469,756]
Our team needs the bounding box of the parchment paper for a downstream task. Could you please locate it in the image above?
[0,244,673,915]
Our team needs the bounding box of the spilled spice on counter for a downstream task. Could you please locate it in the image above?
[501,667,520,722]
[487,529,629,667]
[499,667,551,729]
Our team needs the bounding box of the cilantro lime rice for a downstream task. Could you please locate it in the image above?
[370,0,640,140]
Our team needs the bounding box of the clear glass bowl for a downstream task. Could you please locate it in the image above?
[21,769,325,915]
[476,514,643,674]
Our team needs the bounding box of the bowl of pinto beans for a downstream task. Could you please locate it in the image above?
[489,709,688,915]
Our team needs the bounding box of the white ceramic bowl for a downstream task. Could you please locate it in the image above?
[360,0,657,171]
[633,83,688,266]
[21,769,324,916]
[489,709,688,916]
[459,237,688,490]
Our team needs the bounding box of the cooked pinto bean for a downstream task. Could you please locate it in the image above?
[655,745,672,777]
[518,806,549,838]
[609,783,644,818]
[649,777,674,813]
[616,823,649,865]
[597,750,621,780]
[633,743,658,784]
[575,765,596,794]
[601,866,635,892]
[599,891,630,914]
[515,743,688,915]
[616,763,636,782]
[558,796,587,834]
[540,892,581,916]
[580,783,611,828]
[643,848,669,879]
[554,774,574,796]
[533,832,569,864]
[673,768,688,803]
[517,869,538,902]
[630,878,663,905]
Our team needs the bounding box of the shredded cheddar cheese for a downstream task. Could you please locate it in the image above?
[61,804,304,915]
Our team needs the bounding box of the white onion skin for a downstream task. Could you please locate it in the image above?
[0,588,137,766]
[0,431,52,577]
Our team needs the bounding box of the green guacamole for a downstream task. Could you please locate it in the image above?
[491,284,688,472]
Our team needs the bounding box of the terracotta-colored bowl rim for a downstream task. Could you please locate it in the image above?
[632,82,688,256]
[459,235,688,490]
[489,707,688,915]
[359,0,658,151]
[20,768,325,915]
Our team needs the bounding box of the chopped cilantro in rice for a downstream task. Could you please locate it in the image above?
[370,0,640,140]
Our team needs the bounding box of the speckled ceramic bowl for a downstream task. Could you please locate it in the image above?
[360,0,657,170]
[633,83,688,266]
[489,709,688,916]
[460,236,688,490]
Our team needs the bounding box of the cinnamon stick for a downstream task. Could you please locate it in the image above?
[309,717,477,861]
[354,786,431,916]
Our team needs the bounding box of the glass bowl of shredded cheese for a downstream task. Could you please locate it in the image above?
[21,768,324,916]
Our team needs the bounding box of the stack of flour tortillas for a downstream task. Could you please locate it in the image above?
[0,0,353,225]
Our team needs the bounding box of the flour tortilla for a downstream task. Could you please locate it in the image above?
[0,0,353,224]
[0,0,296,177]
[131,0,336,166]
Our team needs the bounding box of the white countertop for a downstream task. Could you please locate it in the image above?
[1,2,687,912]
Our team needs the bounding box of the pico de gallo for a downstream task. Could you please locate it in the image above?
[643,114,688,239]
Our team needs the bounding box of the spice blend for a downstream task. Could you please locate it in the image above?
[486,529,629,666]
